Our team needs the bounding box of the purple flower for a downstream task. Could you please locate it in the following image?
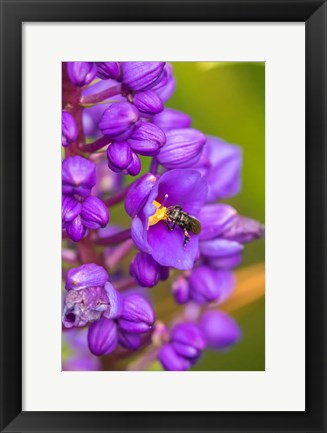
[63,264,123,328]
[62,194,109,242]
[130,252,169,288]
[96,62,121,80]
[128,169,207,270]
[62,156,96,198]
[198,204,263,269]
[199,310,241,350]
[118,294,155,333]
[67,62,97,86]
[152,108,192,131]
[188,266,235,305]
[62,112,78,147]
[194,136,242,202]
[158,322,206,371]
[99,102,139,141]
[156,129,206,169]
[132,90,163,115]
[88,316,118,356]
[121,62,165,91]
[128,122,166,157]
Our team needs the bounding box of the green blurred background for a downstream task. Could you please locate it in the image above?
[168,62,265,371]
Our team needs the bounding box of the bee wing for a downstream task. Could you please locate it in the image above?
[189,216,202,234]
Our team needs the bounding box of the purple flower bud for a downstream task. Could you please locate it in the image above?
[195,136,242,202]
[189,266,235,304]
[99,102,139,141]
[171,322,206,359]
[121,62,165,91]
[66,215,87,242]
[62,195,82,223]
[221,215,265,243]
[151,63,176,102]
[66,263,108,290]
[102,282,124,320]
[63,286,110,328]
[156,129,206,169]
[62,112,78,147]
[158,322,206,371]
[130,252,165,288]
[118,294,155,333]
[128,122,166,156]
[152,108,192,131]
[62,156,96,198]
[96,62,121,80]
[132,90,163,115]
[127,152,141,176]
[80,196,109,229]
[88,316,118,356]
[118,330,142,350]
[158,343,191,371]
[199,311,241,350]
[199,238,243,258]
[124,173,157,217]
[172,276,190,304]
[199,204,237,241]
[207,252,243,270]
[67,62,97,86]
[107,141,133,173]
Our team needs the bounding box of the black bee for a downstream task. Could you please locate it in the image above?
[166,205,202,247]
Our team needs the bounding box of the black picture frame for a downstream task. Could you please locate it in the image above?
[0,1,326,432]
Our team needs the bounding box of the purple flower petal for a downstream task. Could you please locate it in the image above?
[118,294,155,333]
[127,152,141,176]
[128,122,166,156]
[130,252,164,288]
[172,276,190,304]
[66,263,108,290]
[221,215,265,243]
[107,141,133,172]
[172,322,206,352]
[96,62,121,80]
[125,173,157,218]
[103,282,124,319]
[118,330,142,350]
[151,63,176,102]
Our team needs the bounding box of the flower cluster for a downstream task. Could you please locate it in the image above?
[62,61,264,371]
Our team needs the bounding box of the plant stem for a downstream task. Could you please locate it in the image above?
[79,135,112,153]
[103,185,130,207]
[114,276,136,291]
[105,239,134,269]
[95,228,131,246]
[80,83,122,105]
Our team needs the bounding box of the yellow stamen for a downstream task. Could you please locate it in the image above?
[148,200,168,227]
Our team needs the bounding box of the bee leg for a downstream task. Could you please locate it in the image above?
[166,220,174,232]
[183,230,190,248]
